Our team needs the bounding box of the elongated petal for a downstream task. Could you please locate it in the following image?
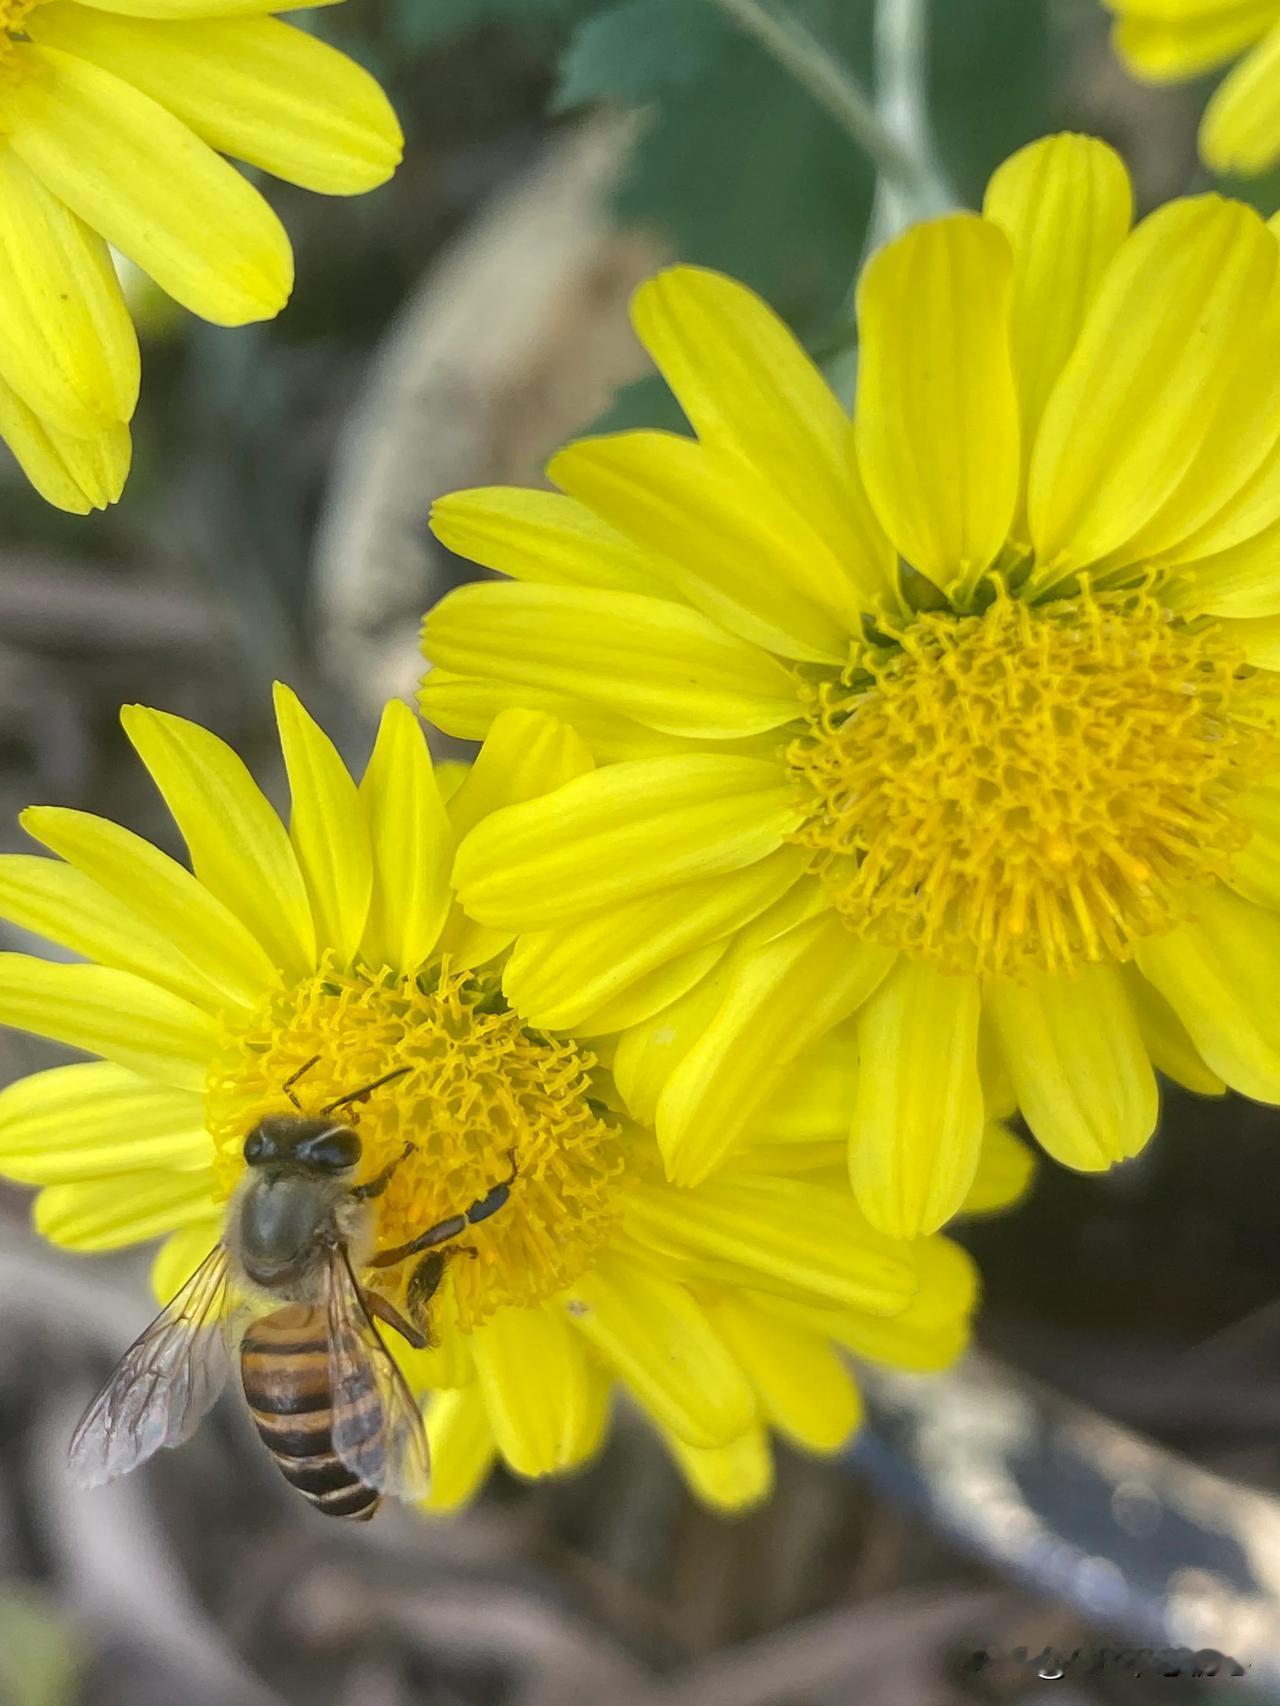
[667,1426,773,1511]
[9,45,292,325]
[1119,963,1225,1095]
[568,1256,755,1448]
[983,135,1132,460]
[426,582,800,739]
[423,1385,498,1513]
[631,265,896,603]
[0,853,244,1016]
[0,955,215,1090]
[0,1061,207,1185]
[28,8,401,195]
[445,707,595,841]
[503,845,809,1031]
[453,755,801,930]
[849,960,983,1238]
[1112,3,1276,79]
[705,1293,861,1453]
[1202,21,1280,173]
[0,373,128,511]
[855,213,1020,595]
[273,684,371,967]
[430,486,666,596]
[829,1236,976,1371]
[1135,883,1280,1100]
[150,1219,220,1304]
[0,145,137,434]
[470,1305,603,1479]
[358,700,453,976]
[20,804,277,1009]
[567,941,729,1036]
[960,1123,1036,1217]
[551,432,853,663]
[986,964,1157,1169]
[656,914,894,1185]
[1230,777,1280,908]
[749,1025,859,1140]
[625,1172,917,1314]
[74,0,340,14]
[612,958,741,1127]
[1028,196,1277,575]
[122,705,315,978]
[35,1165,216,1250]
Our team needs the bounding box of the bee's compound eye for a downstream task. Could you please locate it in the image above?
[296,1126,361,1172]
[243,1125,271,1165]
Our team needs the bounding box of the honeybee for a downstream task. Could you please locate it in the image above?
[68,1059,517,1520]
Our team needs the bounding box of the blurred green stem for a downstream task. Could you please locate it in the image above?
[704,0,945,213]
[871,0,952,233]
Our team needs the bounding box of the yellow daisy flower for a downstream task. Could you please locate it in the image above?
[0,692,980,1513]
[0,0,402,514]
[1106,0,1280,176]
[422,132,1280,1240]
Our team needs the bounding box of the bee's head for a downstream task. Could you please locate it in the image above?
[243,1115,362,1175]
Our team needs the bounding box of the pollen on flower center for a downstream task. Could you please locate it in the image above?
[206,958,622,1331]
[787,586,1280,976]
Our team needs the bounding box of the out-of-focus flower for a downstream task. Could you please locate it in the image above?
[0,694,981,1512]
[0,0,402,511]
[423,133,1280,1239]
[1106,0,1280,176]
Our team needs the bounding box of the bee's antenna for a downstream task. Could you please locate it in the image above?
[281,1053,322,1111]
[320,1066,411,1116]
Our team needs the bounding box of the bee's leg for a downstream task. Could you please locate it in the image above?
[368,1151,519,1270]
[360,1285,428,1351]
[405,1247,479,1336]
[351,1140,415,1202]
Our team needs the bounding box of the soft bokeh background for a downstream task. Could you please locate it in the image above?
[3,2,1280,1701]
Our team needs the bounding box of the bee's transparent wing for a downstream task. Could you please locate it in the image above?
[67,1242,233,1488]
[325,1244,431,1504]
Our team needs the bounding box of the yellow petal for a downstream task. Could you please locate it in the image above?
[1028,195,1277,576]
[425,582,800,739]
[0,953,215,1090]
[631,265,896,604]
[422,1385,498,1514]
[986,964,1157,1169]
[122,704,316,978]
[1202,21,1280,173]
[470,1304,604,1479]
[74,0,341,14]
[748,1024,859,1140]
[656,913,894,1185]
[1230,776,1280,908]
[453,755,801,930]
[666,1426,773,1512]
[35,1164,216,1251]
[960,1122,1037,1217]
[0,1061,207,1185]
[1112,3,1276,79]
[0,145,137,434]
[1221,613,1280,668]
[150,1219,220,1304]
[502,845,808,1031]
[855,213,1020,595]
[272,684,371,967]
[429,486,666,597]
[1172,512,1280,617]
[983,135,1132,463]
[9,45,292,325]
[611,957,738,1127]
[567,1255,755,1448]
[445,707,595,840]
[20,804,277,1010]
[849,960,983,1238]
[569,942,730,1036]
[704,1293,861,1453]
[1119,962,1225,1095]
[624,1171,918,1314]
[831,1236,976,1371]
[1135,883,1280,1100]
[0,372,129,511]
[550,432,853,663]
[357,699,453,976]
[28,8,401,195]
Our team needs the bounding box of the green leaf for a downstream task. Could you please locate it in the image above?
[927,0,1052,207]
[553,0,721,110]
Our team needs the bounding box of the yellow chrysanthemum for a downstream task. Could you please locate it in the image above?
[1106,0,1280,176]
[0,692,985,1513]
[0,0,401,514]
[422,132,1280,1240]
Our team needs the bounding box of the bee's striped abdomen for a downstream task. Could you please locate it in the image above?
[240,1303,381,1521]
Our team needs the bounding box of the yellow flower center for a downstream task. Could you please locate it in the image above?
[206,958,622,1331]
[787,586,1280,976]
